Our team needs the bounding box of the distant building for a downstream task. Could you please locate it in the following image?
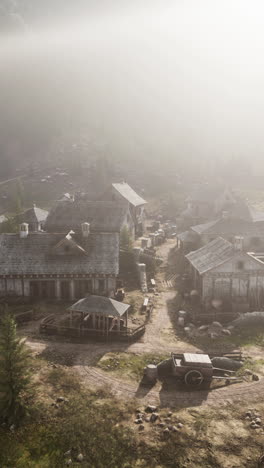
[186,237,264,310]
[46,199,134,237]
[178,185,251,229]
[15,204,49,232]
[102,182,147,237]
[190,213,264,252]
[0,222,119,300]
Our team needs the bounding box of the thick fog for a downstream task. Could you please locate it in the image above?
[1,0,264,173]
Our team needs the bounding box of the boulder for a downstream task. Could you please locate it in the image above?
[253,374,260,381]
[77,453,84,462]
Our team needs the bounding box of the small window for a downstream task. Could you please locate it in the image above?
[237,261,244,270]
[98,279,105,292]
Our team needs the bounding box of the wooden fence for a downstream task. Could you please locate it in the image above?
[40,315,145,342]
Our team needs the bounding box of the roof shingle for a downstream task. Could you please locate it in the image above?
[0,232,119,276]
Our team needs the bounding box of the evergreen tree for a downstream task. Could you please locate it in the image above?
[0,312,34,425]
[120,225,133,252]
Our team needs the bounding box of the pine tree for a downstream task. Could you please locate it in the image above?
[120,226,133,252]
[0,312,34,425]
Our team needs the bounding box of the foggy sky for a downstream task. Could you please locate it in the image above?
[1,0,264,169]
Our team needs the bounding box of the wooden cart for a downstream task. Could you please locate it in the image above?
[171,353,237,386]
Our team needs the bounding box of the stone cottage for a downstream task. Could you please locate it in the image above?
[0,222,119,300]
[186,237,264,310]
[101,182,147,237]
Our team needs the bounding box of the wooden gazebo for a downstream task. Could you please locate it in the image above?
[68,295,130,336]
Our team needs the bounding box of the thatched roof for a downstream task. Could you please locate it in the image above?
[69,295,130,317]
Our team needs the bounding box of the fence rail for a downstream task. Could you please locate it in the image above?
[39,315,145,341]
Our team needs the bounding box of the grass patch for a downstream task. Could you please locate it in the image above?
[237,358,264,376]
[97,352,169,381]
[46,367,82,393]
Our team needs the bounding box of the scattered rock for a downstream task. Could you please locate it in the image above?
[222,329,231,336]
[177,423,183,429]
[159,422,165,428]
[145,416,151,422]
[56,396,65,403]
[163,428,170,435]
[211,321,223,329]
[172,426,179,432]
[64,450,71,457]
[145,405,157,413]
[9,424,15,432]
[164,417,171,423]
[138,424,145,431]
[135,418,143,425]
[255,418,262,425]
[150,413,159,423]
[66,459,72,466]
[167,411,173,417]
[77,453,84,462]
[253,374,260,381]
[209,332,219,340]
[251,422,258,429]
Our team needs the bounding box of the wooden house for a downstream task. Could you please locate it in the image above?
[190,214,264,252]
[102,182,147,237]
[46,199,134,238]
[186,237,264,310]
[0,222,119,300]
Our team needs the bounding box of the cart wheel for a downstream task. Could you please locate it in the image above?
[184,369,204,386]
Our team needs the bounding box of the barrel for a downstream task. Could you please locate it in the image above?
[145,364,158,382]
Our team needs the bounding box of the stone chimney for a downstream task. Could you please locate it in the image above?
[234,236,244,251]
[81,222,90,238]
[19,223,29,239]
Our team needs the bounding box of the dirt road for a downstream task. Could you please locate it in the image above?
[26,239,264,408]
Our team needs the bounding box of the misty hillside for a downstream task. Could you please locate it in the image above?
[1,1,264,182]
